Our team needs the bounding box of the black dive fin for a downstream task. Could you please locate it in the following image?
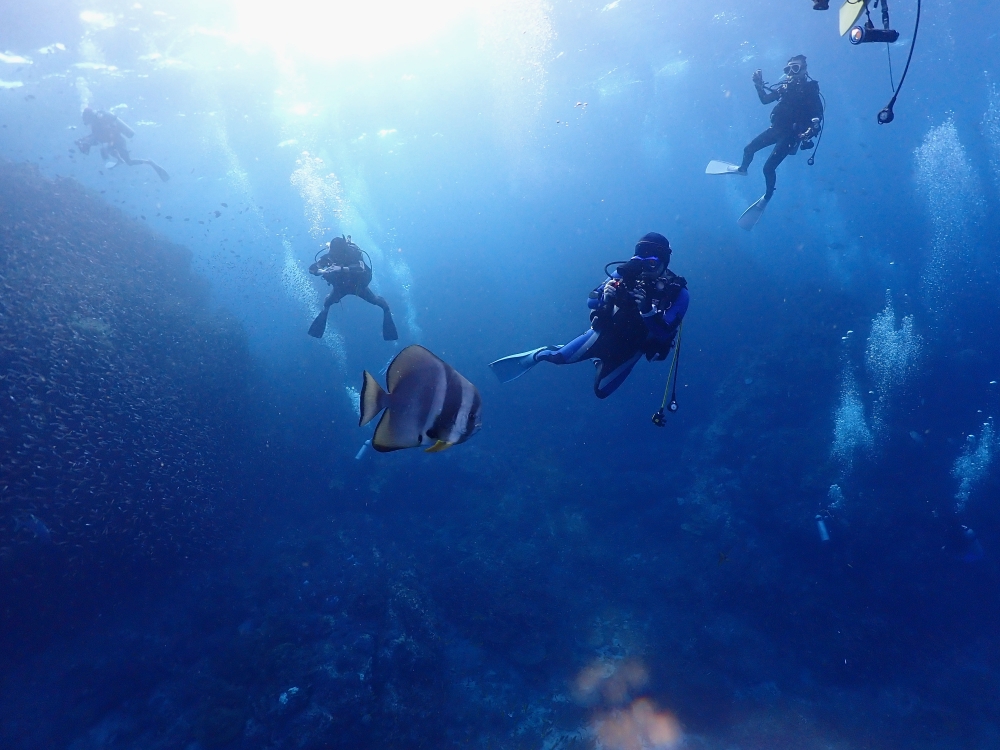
[382,310,399,341]
[308,306,330,338]
[149,161,170,182]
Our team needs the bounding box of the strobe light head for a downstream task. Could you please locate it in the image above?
[850,23,900,44]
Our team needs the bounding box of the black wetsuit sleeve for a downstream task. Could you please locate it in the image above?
[756,84,780,105]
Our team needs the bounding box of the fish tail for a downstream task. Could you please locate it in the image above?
[359,370,389,427]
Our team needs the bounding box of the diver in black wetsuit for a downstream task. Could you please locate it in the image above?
[308,235,398,341]
[74,107,170,182]
[738,55,823,201]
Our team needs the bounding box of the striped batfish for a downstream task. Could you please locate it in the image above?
[360,345,482,453]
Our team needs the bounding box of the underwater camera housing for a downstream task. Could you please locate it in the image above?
[616,257,645,288]
[850,20,899,44]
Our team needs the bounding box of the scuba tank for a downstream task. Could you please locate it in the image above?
[113,115,135,138]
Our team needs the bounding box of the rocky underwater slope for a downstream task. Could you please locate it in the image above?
[0,160,271,650]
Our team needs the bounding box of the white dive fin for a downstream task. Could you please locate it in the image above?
[705,160,744,176]
[840,0,869,36]
[489,346,553,384]
[737,195,769,231]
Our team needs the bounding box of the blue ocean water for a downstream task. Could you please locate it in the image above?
[2,0,1000,747]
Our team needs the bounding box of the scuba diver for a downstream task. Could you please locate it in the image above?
[74,107,170,182]
[308,235,398,341]
[706,55,823,230]
[489,232,688,399]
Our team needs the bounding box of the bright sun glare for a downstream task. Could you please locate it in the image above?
[230,0,477,62]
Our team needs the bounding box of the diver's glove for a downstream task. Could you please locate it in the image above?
[799,118,821,141]
[321,264,344,278]
[629,285,647,309]
[752,69,764,89]
[601,279,620,305]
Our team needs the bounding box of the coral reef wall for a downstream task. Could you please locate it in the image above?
[0,161,266,649]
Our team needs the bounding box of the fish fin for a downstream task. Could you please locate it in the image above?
[359,370,389,427]
[386,345,441,391]
[424,440,453,453]
[371,410,417,452]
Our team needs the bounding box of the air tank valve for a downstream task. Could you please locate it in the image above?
[816,514,830,543]
[354,439,371,460]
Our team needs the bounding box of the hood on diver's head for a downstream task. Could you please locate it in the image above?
[634,232,671,268]
[329,235,348,252]
[81,107,97,124]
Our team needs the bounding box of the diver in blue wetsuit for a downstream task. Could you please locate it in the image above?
[490,232,688,399]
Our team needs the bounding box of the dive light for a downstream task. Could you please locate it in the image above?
[849,21,899,44]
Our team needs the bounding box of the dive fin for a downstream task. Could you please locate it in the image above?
[424,440,452,453]
[737,195,769,231]
[360,370,390,427]
[488,346,552,384]
[149,161,170,182]
[839,0,869,35]
[705,160,744,175]
[382,310,399,341]
[308,306,330,338]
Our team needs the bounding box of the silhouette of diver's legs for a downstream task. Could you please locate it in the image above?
[740,127,779,172]
[324,288,347,308]
[355,285,390,313]
[762,136,797,200]
[535,329,601,365]
[594,350,643,399]
[534,323,645,398]
[355,286,398,341]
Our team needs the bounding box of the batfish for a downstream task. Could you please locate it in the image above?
[360,345,482,453]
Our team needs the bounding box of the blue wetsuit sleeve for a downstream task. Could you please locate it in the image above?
[643,287,689,359]
[662,287,689,330]
[587,284,602,310]
[588,273,620,310]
